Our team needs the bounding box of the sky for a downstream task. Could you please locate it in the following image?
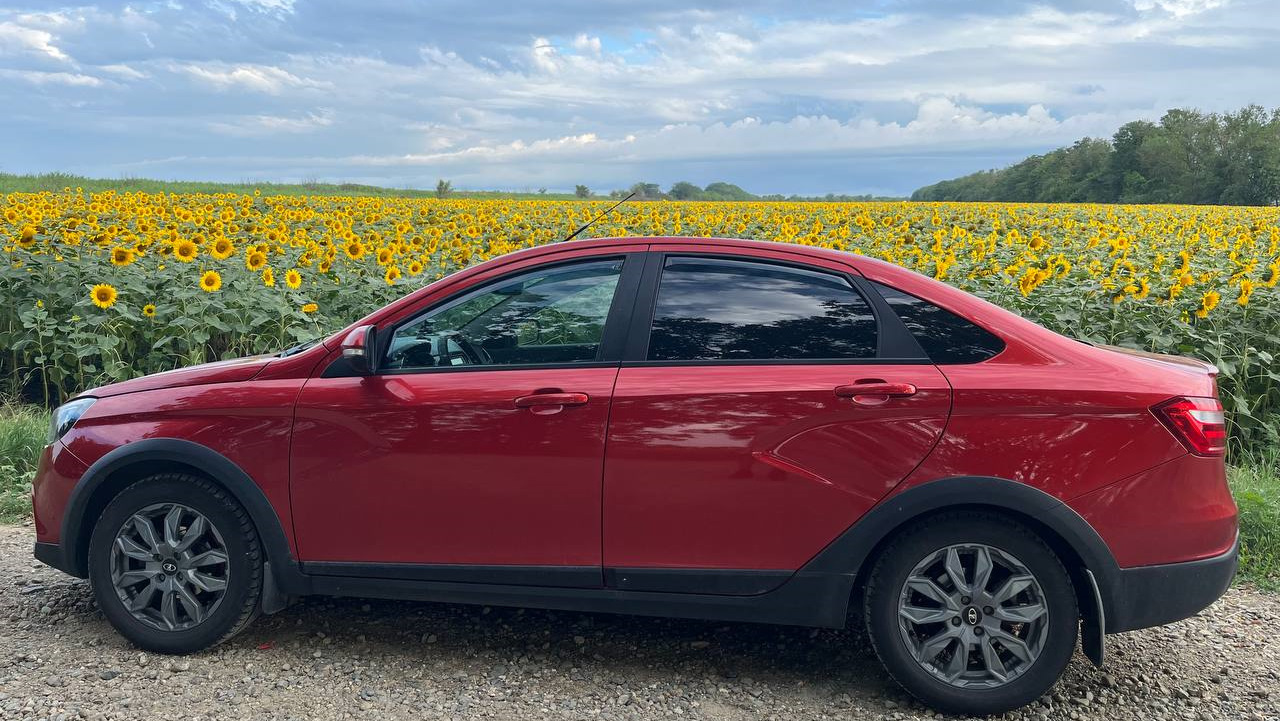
[1,0,1277,196]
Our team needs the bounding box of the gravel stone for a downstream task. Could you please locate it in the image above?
[2,523,1277,720]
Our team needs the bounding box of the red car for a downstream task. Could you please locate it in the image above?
[32,237,1237,714]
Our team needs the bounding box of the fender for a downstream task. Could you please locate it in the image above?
[57,438,311,597]
[795,475,1118,662]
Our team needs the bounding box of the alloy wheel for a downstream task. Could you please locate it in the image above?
[896,543,1049,688]
[109,502,230,631]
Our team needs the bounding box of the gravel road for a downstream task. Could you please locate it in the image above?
[2,524,1277,721]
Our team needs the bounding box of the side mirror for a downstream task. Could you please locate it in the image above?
[340,325,377,375]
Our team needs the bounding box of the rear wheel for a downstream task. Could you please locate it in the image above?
[864,511,1078,715]
[88,474,263,653]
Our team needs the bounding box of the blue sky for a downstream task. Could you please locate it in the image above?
[1,0,1276,195]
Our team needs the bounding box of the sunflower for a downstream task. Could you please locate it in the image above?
[407,260,423,275]
[90,283,118,309]
[1195,290,1220,318]
[376,247,394,265]
[200,270,222,293]
[174,238,198,262]
[110,246,136,266]
[1238,279,1255,307]
[343,241,365,260]
[245,251,267,271]
[262,267,275,287]
[18,225,37,248]
[301,302,319,314]
[285,269,302,289]
[384,266,402,285]
[142,303,157,318]
[211,236,235,260]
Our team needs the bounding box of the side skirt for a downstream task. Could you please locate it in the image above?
[305,571,854,629]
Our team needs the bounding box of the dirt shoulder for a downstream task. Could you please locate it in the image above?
[2,524,1276,720]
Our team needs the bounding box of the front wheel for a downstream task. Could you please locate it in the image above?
[864,511,1078,715]
[88,473,264,653]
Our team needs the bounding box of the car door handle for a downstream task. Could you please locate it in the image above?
[834,381,918,403]
[513,392,589,409]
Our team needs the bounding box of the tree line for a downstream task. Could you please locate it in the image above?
[604,181,897,202]
[428,179,900,202]
[911,105,1280,206]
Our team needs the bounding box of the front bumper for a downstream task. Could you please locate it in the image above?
[1105,533,1238,634]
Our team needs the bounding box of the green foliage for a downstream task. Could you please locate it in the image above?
[574,184,591,199]
[0,172,596,201]
[669,181,703,200]
[913,105,1280,205]
[1230,457,1280,590]
[0,403,49,522]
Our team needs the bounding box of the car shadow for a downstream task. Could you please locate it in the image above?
[240,593,904,700]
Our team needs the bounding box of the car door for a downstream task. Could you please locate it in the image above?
[290,253,642,587]
[602,249,952,593]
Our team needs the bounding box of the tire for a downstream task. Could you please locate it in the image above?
[864,511,1077,715]
[87,473,263,653]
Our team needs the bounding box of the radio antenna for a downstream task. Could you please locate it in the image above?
[562,191,636,242]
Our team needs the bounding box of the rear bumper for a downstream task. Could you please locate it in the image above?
[1104,533,1238,633]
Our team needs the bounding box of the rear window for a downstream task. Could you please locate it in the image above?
[647,257,878,361]
[871,281,1005,364]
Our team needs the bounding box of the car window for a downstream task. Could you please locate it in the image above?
[385,259,623,370]
[647,257,877,361]
[870,281,1005,364]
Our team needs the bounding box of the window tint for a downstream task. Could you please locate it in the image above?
[870,281,1005,364]
[647,257,877,361]
[385,259,622,370]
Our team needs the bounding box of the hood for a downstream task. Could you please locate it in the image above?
[78,354,274,399]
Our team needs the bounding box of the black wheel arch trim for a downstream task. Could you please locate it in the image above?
[798,475,1122,631]
[56,438,312,595]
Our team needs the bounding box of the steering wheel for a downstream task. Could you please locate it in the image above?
[444,333,492,365]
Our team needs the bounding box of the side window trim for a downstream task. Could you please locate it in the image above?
[620,251,928,366]
[849,274,928,360]
[868,279,1006,364]
[366,253,643,375]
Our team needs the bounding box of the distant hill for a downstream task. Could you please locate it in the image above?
[912,105,1280,206]
[0,172,904,203]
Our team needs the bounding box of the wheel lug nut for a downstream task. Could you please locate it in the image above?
[951,617,961,626]
[974,627,984,636]
[960,596,971,605]
[984,606,994,615]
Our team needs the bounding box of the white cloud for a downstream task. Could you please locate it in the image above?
[0,20,70,61]
[1132,0,1229,17]
[178,63,328,94]
[209,108,335,136]
[0,68,101,86]
[266,99,1132,170]
[571,33,601,55]
[98,63,147,80]
[230,0,296,12]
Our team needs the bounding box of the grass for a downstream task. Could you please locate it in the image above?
[1230,458,1280,590]
[0,404,1277,591]
[0,404,48,523]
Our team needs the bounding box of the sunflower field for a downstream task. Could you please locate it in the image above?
[3,189,1278,452]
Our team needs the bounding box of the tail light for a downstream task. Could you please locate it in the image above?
[1153,397,1227,457]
